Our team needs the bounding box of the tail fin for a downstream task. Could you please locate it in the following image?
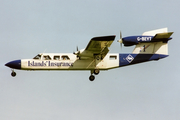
[119,28,173,67]
[142,28,168,36]
[132,42,168,55]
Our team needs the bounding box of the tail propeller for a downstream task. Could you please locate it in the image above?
[117,31,123,49]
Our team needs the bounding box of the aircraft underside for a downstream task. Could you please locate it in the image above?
[5,53,168,81]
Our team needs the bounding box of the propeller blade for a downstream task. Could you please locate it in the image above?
[117,31,123,50]
[73,46,80,59]
[120,42,122,50]
[73,46,79,55]
[120,31,122,49]
[120,31,122,40]
[77,46,79,51]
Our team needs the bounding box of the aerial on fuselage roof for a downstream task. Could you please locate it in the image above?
[5,28,173,81]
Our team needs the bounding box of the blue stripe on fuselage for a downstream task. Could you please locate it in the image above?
[119,54,168,67]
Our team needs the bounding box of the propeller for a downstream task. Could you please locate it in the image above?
[76,46,78,51]
[73,46,80,59]
[117,31,123,49]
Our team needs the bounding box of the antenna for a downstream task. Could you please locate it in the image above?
[43,49,47,53]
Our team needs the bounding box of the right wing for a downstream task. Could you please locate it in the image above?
[78,35,116,59]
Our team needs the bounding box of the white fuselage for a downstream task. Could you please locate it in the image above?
[21,53,119,71]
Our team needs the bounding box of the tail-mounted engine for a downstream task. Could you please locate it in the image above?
[119,32,173,47]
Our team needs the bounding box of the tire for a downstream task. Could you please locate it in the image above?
[11,72,16,77]
[94,69,100,75]
[89,75,95,81]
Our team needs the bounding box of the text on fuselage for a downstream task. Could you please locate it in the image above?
[137,37,152,41]
[28,61,73,67]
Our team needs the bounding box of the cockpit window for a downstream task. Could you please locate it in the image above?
[43,55,51,60]
[61,55,70,60]
[33,54,42,59]
[54,56,60,60]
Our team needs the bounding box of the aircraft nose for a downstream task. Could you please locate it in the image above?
[5,60,21,69]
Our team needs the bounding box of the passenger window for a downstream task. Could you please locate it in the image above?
[33,54,41,59]
[109,56,117,60]
[43,55,51,60]
[54,56,60,60]
[61,55,70,60]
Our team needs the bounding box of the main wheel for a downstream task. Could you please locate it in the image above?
[89,75,95,81]
[94,69,100,75]
[11,72,16,77]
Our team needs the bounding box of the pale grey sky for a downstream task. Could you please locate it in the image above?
[0,0,180,120]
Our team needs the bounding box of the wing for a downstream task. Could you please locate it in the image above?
[82,35,115,59]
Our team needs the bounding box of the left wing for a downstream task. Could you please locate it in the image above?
[79,35,116,59]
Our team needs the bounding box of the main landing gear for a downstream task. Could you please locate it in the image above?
[11,69,16,77]
[89,69,100,81]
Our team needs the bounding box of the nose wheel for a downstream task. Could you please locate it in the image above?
[11,70,16,77]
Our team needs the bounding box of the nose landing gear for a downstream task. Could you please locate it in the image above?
[11,69,16,77]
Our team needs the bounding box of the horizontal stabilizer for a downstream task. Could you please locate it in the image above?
[152,32,173,40]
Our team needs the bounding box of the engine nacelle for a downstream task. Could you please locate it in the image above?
[122,36,153,46]
[122,35,172,47]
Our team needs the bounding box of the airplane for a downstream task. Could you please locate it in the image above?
[5,28,173,81]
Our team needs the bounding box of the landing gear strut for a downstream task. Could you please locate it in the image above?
[89,69,100,81]
[11,70,16,77]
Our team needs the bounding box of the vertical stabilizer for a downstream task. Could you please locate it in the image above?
[132,28,172,55]
[142,28,168,36]
[119,28,172,67]
[132,42,168,55]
